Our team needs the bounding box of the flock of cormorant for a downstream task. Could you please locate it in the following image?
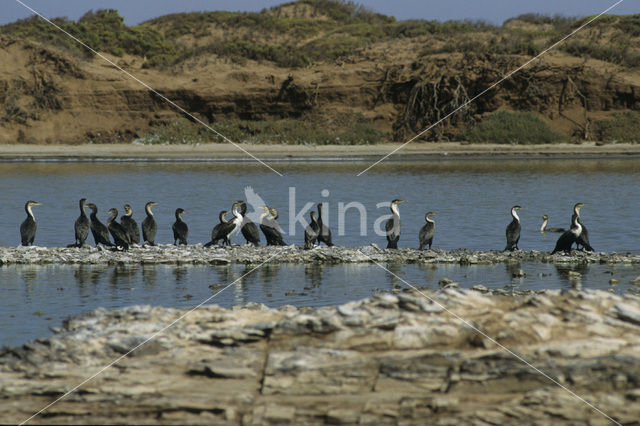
[18,198,593,254]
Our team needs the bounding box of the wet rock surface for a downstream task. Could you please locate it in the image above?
[1,289,640,424]
[1,245,639,266]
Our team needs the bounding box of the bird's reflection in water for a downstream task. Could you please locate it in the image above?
[304,264,323,289]
[73,264,91,285]
[173,266,188,284]
[418,263,439,289]
[109,264,139,287]
[141,264,157,287]
[385,263,403,289]
[554,263,589,289]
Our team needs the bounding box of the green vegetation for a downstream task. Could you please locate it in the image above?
[0,9,177,67]
[135,113,385,145]
[3,2,640,70]
[592,112,640,143]
[464,111,567,144]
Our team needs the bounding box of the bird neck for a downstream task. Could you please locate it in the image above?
[425,217,434,224]
[511,208,520,222]
[390,203,400,217]
[259,211,270,223]
[571,217,582,235]
[108,212,117,225]
[145,205,154,217]
[540,217,547,232]
[26,205,35,219]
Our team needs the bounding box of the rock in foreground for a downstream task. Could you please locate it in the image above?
[1,289,640,424]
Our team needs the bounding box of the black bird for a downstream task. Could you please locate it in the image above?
[572,202,594,251]
[505,205,522,251]
[121,204,140,245]
[239,202,260,246]
[385,199,405,249]
[142,201,158,246]
[260,206,286,246]
[86,203,113,247]
[204,210,230,247]
[107,208,130,250]
[540,215,565,233]
[172,208,188,245]
[20,200,41,246]
[419,211,436,250]
[316,203,333,247]
[73,198,90,247]
[304,210,320,249]
[552,212,583,255]
[205,201,244,247]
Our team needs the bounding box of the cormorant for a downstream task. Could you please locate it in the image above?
[204,210,230,247]
[304,210,320,249]
[552,212,583,255]
[107,208,130,250]
[572,202,594,251]
[316,203,333,247]
[505,205,522,251]
[121,204,140,245]
[419,211,436,250]
[73,198,90,247]
[142,201,158,246]
[205,201,244,247]
[260,206,286,246]
[385,199,405,249]
[86,203,113,247]
[20,200,41,246]
[172,208,188,245]
[540,215,565,233]
[239,202,260,246]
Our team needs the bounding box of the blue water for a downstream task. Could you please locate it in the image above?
[1,157,640,347]
[0,158,638,252]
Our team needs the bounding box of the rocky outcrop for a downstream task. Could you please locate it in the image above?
[1,245,640,266]
[1,288,639,424]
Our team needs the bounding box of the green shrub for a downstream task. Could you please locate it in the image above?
[464,110,567,144]
[592,112,640,143]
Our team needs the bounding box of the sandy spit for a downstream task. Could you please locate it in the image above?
[0,142,639,160]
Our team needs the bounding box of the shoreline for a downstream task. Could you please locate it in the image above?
[1,142,640,161]
[1,245,639,265]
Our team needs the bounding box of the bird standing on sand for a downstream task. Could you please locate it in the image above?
[419,211,436,250]
[20,200,42,246]
[172,208,189,245]
[73,198,90,247]
[142,201,158,246]
[572,202,593,251]
[121,204,140,245]
[304,210,320,249]
[552,211,582,255]
[505,205,522,251]
[107,208,130,250]
[316,203,333,247]
[86,203,112,247]
[239,202,260,246]
[385,199,405,249]
[260,206,286,246]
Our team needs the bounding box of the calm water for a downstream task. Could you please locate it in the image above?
[1,158,640,346]
[2,262,639,347]
[0,158,638,252]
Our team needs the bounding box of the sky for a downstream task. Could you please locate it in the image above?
[2,0,639,26]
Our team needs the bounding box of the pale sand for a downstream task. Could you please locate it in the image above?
[0,142,639,160]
